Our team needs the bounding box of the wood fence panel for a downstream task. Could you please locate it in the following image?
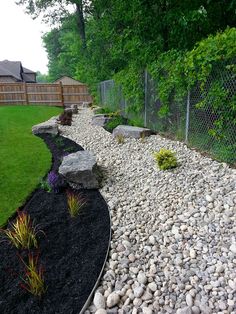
[27,84,62,106]
[0,83,26,104]
[63,85,92,105]
[0,82,92,106]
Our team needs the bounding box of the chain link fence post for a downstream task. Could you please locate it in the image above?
[185,90,190,143]
[144,69,148,127]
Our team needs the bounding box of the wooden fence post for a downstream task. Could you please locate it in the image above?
[24,82,29,105]
[59,82,64,107]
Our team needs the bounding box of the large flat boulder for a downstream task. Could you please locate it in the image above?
[82,101,92,108]
[113,125,152,139]
[59,150,99,189]
[48,115,59,123]
[32,120,58,135]
[91,114,112,127]
[92,107,102,114]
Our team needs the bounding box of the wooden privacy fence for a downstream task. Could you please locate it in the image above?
[0,82,93,107]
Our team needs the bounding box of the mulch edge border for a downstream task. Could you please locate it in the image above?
[41,129,112,313]
[80,203,111,314]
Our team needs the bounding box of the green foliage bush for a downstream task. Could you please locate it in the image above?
[149,28,236,126]
[153,149,178,170]
[95,107,113,115]
[105,115,128,132]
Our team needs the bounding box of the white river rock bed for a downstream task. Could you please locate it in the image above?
[59,109,236,314]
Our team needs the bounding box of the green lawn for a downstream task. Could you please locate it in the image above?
[0,105,62,226]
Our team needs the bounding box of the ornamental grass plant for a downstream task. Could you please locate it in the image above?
[115,134,125,144]
[19,253,46,297]
[67,191,86,217]
[2,211,39,249]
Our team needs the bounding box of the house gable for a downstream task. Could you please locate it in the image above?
[0,60,36,83]
[54,76,83,85]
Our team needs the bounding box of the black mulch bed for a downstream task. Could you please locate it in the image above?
[0,134,111,314]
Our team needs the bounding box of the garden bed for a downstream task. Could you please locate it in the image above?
[0,134,111,314]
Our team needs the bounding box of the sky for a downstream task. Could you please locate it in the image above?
[0,1,50,73]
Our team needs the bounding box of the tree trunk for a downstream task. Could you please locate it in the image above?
[75,1,86,49]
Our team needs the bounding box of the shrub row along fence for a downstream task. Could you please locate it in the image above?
[98,66,236,164]
[0,82,92,107]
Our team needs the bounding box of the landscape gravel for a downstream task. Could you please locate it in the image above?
[60,108,236,314]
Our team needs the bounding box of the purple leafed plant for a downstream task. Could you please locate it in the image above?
[47,171,60,193]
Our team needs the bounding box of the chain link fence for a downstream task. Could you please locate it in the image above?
[98,67,236,164]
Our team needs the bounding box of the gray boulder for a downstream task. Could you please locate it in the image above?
[32,120,58,135]
[59,150,99,189]
[64,105,78,114]
[64,108,73,114]
[91,114,112,127]
[48,115,59,123]
[113,125,152,139]
[70,104,78,114]
[82,101,92,108]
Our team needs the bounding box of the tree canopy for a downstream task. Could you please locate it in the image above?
[17,0,236,91]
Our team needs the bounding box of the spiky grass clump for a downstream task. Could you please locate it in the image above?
[67,191,86,217]
[140,132,146,143]
[115,134,125,144]
[153,148,178,170]
[2,211,39,249]
[19,253,46,297]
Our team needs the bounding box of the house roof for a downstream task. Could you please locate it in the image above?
[53,76,83,85]
[0,60,22,81]
[0,60,36,82]
[23,66,36,74]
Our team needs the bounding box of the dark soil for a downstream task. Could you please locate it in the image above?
[0,134,110,314]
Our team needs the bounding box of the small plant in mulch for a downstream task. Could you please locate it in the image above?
[54,136,64,148]
[115,134,125,144]
[40,178,51,192]
[64,146,75,153]
[1,211,40,249]
[47,171,61,193]
[153,148,178,170]
[67,190,87,217]
[58,110,72,126]
[19,252,46,297]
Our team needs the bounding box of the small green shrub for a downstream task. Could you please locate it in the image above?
[54,136,64,147]
[108,110,121,118]
[40,179,51,192]
[96,107,113,115]
[64,146,75,153]
[105,115,128,132]
[153,148,178,170]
